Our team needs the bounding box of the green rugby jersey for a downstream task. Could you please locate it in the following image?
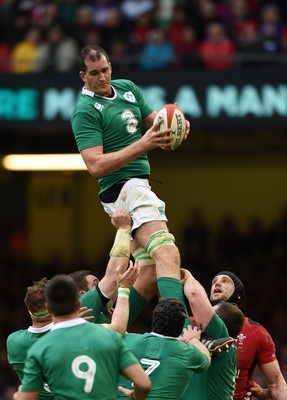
[80,287,109,324]
[182,313,237,400]
[22,319,138,400]
[6,324,53,399]
[118,332,209,399]
[71,79,154,194]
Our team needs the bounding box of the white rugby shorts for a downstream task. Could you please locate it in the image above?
[101,178,167,231]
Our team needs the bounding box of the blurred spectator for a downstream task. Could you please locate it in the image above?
[91,0,121,28]
[192,0,220,40]
[35,24,78,72]
[236,20,263,66]
[176,25,201,67]
[139,27,176,70]
[259,2,283,53]
[121,0,155,21]
[31,2,60,31]
[228,0,251,38]
[0,0,287,72]
[0,42,11,73]
[82,28,103,48]
[168,6,200,67]
[73,5,98,48]
[90,0,123,52]
[10,27,43,73]
[109,36,132,71]
[281,26,287,52]
[8,12,31,48]
[129,11,155,51]
[156,0,174,28]
[197,21,236,69]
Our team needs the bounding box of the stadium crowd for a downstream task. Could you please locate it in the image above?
[0,0,287,73]
[0,206,287,398]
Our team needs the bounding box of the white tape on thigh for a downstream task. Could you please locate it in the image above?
[145,230,175,258]
[133,247,154,267]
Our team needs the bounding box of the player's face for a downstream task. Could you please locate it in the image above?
[85,274,99,290]
[210,275,235,304]
[80,56,112,97]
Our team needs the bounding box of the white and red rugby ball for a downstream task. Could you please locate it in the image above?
[153,103,186,151]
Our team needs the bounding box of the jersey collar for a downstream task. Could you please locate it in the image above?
[150,331,179,340]
[51,318,87,331]
[28,322,54,333]
[82,86,117,100]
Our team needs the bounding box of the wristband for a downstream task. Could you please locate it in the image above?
[118,288,130,298]
[109,229,130,257]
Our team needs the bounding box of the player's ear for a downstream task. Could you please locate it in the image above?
[109,62,112,73]
[79,71,86,83]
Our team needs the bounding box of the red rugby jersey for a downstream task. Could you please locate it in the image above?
[234,316,277,399]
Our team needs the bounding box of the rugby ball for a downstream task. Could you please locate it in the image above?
[153,103,186,151]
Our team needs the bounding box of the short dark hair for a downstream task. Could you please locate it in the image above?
[78,45,110,72]
[215,301,244,338]
[69,270,95,292]
[45,275,79,316]
[24,277,48,313]
[151,298,186,337]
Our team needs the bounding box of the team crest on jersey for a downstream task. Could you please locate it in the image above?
[43,382,52,393]
[94,102,103,111]
[123,91,136,103]
[237,333,246,348]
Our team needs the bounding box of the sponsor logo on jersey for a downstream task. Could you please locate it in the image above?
[123,91,136,103]
[94,102,103,111]
[158,206,165,215]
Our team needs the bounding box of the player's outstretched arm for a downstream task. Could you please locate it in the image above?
[182,270,214,331]
[259,360,287,399]
[98,210,131,301]
[102,261,139,335]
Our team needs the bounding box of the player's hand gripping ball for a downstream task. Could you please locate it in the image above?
[153,103,187,151]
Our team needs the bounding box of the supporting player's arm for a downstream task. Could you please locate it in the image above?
[98,210,132,301]
[102,261,139,335]
[182,270,214,331]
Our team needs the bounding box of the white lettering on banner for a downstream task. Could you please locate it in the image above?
[43,88,78,120]
[1,84,287,123]
[175,85,202,117]
[208,85,239,117]
[207,84,287,117]
[141,86,166,111]
[239,85,263,116]
[262,85,287,116]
